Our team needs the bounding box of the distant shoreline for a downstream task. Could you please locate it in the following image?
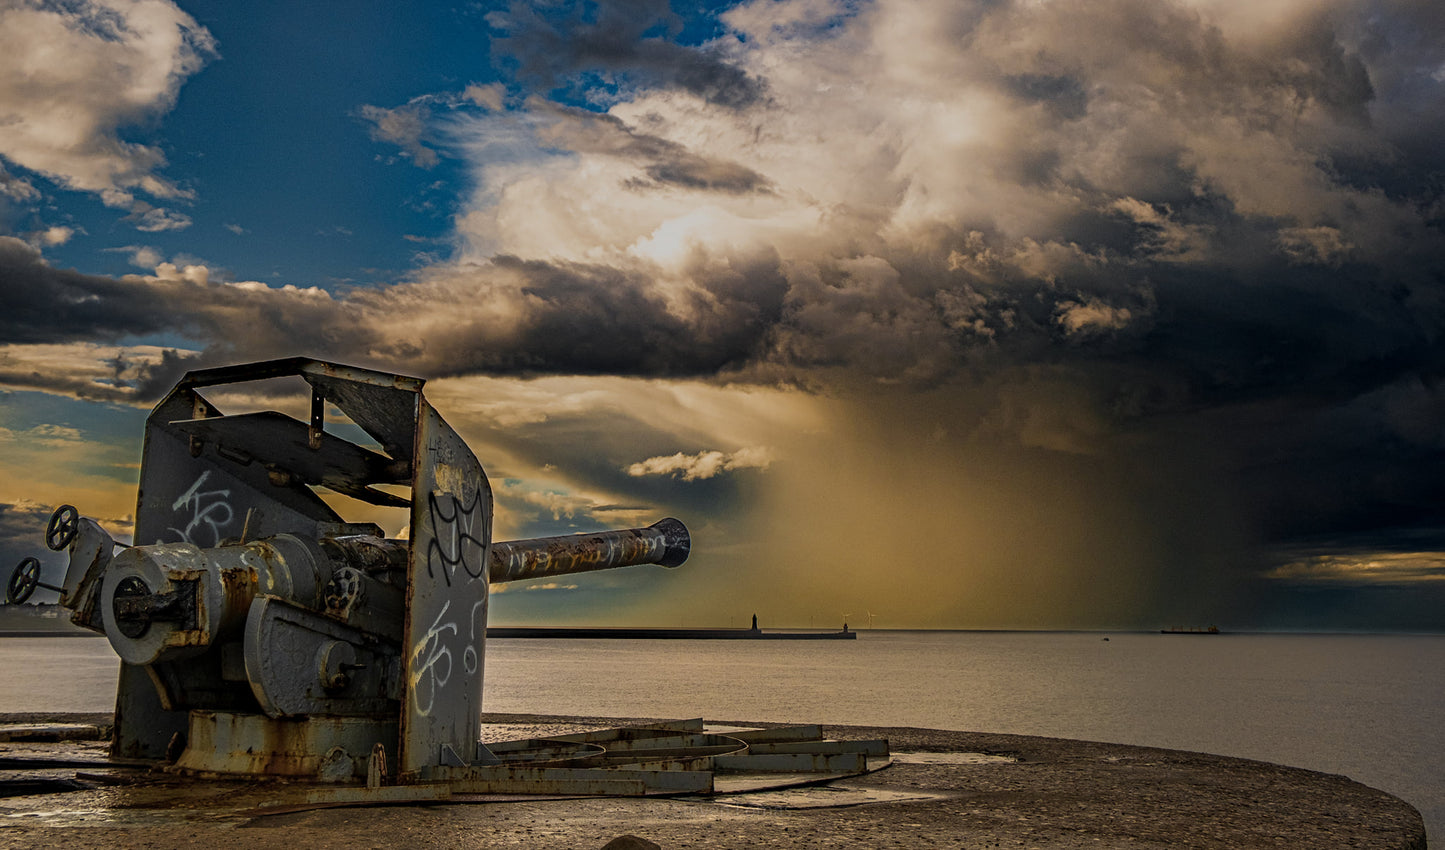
[2,606,1442,639]
[0,627,855,640]
[487,626,855,640]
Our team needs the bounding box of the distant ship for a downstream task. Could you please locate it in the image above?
[1160,625,1221,634]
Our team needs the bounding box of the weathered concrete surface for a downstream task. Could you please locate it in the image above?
[0,713,1426,850]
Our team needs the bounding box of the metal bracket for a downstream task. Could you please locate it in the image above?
[308,389,325,450]
[439,744,468,768]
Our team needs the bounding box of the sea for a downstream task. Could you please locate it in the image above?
[2,630,1441,840]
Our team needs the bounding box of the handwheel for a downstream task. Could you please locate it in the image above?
[6,557,40,604]
[46,504,80,551]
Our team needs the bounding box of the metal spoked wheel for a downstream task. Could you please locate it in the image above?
[46,504,80,551]
[6,557,40,605]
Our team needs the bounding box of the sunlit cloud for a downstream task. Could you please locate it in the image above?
[359,100,441,168]
[0,0,214,204]
[0,423,84,447]
[1277,226,1354,266]
[1266,552,1445,585]
[1052,291,1154,342]
[491,581,582,594]
[463,82,507,112]
[28,226,76,248]
[626,446,774,481]
[0,342,195,404]
[0,164,39,202]
[127,204,193,233]
[0,451,141,551]
[104,245,167,269]
[499,479,617,524]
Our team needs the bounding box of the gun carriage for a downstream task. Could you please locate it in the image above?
[8,359,690,781]
[7,358,885,797]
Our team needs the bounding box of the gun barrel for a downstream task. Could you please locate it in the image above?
[489,518,690,584]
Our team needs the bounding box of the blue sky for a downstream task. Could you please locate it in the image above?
[24,1,741,288]
[27,2,493,286]
[3,0,1445,630]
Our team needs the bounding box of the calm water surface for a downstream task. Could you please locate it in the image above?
[2,631,1440,839]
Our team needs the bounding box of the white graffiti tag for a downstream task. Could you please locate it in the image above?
[408,600,458,717]
[463,596,487,676]
[164,470,234,546]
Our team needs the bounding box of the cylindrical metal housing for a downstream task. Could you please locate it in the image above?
[488,518,690,584]
[100,534,328,666]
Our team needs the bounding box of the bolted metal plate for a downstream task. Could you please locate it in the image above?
[243,596,397,718]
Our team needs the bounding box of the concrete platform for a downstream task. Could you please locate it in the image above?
[0,713,1427,849]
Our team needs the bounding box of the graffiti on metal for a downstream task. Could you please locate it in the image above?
[15,357,709,788]
[401,400,491,776]
[164,470,235,546]
[400,587,485,723]
[425,491,486,586]
[407,599,460,718]
[463,598,485,675]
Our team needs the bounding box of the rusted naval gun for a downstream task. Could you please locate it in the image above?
[10,358,690,782]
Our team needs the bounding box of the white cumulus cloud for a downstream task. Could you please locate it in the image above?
[626,446,774,481]
[0,0,215,204]
[29,225,76,247]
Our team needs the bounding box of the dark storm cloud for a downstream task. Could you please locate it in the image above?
[1334,2,1445,215]
[0,234,788,396]
[0,237,356,348]
[0,236,376,397]
[1222,371,1445,539]
[354,0,1445,628]
[1003,73,1089,120]
[386,253,788,378]
[488,0,766,109]
[0,501,53,556]
[0,236,174,343]
[1248,521,1445,631]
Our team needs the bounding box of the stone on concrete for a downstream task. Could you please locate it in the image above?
[600,836,663,850]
